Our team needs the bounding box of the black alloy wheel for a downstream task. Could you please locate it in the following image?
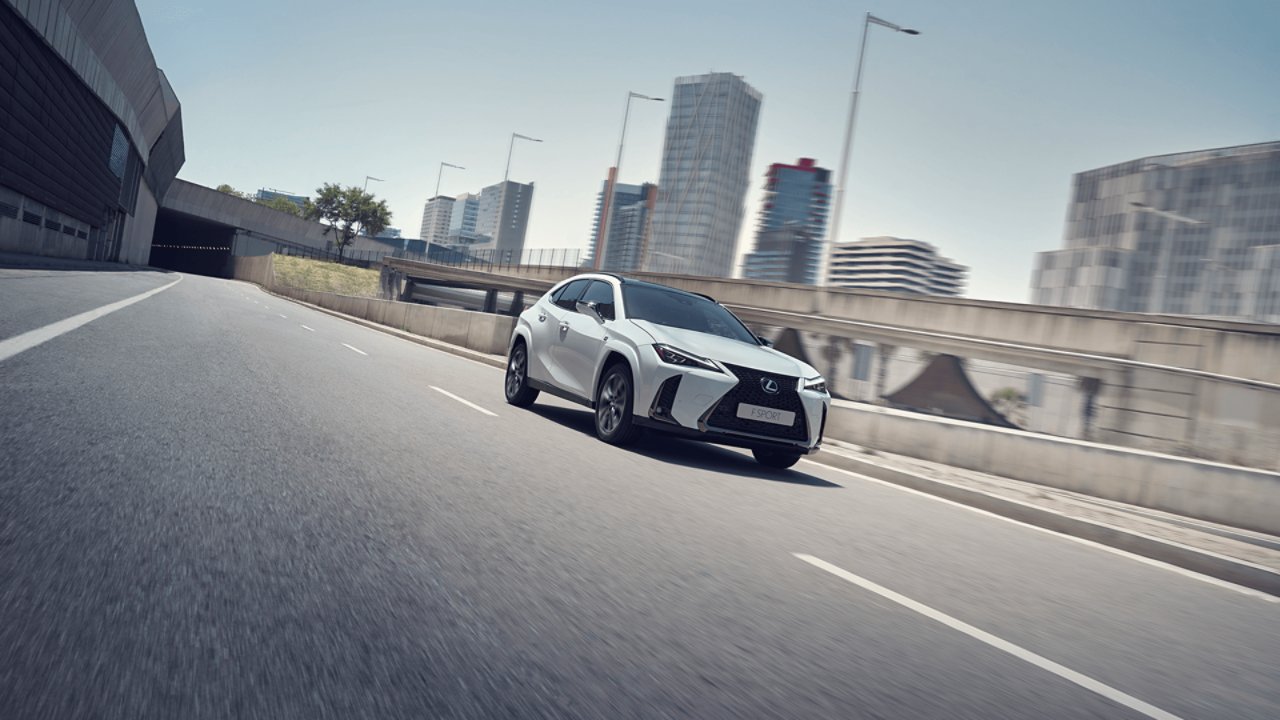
[595,364,643,446]
[505,342,539,407]
[752,447,803,469]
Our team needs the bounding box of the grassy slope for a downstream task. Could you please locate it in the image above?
[272,254,380,298]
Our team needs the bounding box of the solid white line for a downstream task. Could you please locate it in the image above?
[342,343,368,356]
[430,386,497,416]
[301,325,315,332]
[0,276,183,363]
[801,460,1279,604]
[794,554,1184,720]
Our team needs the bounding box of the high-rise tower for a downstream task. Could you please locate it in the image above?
[743,158,831,284]
[645,73,762,277]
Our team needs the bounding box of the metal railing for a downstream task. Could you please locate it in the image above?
[391,246,585,273]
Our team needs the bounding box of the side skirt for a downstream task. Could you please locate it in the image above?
[529,379,594,409]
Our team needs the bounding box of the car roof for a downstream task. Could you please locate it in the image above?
[554,273,718,304]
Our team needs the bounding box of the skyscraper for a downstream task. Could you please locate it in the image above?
[472,180,534,258]
[742,158,831,284]
[444,192,480,244]
[645,73,762,277]
[1032,141,1280,320]
[586,178,657,272]
[419,195,455,245]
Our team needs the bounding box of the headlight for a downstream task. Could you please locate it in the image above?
[804,376,828,394]
[653,344,722,373]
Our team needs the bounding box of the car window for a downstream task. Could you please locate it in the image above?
[621,285,757,343]
[552,279,591,310]
[578,280,616,320]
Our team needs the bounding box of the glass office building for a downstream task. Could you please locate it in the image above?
[646,73,762,277]
[1032,141,1280,321]
[585,180,657,272]
[743,158,831,284]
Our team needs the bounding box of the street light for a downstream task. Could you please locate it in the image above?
[595,91,664,270]
[434,162,465,199]
[363,175,383,192]
[820,12,920,286]
[504,133,543,183]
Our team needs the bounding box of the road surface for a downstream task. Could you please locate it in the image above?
[1,266,1277,719]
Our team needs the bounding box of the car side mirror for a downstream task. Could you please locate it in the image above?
[757,335,773,347]
[576,300,605,324]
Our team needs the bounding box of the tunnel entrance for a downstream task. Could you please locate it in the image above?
[149,209,235,276]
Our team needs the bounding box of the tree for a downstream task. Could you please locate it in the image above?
[303,183,392,261]
[989,387,1027,427]
[257,195,301,216]
[215,184,251,200]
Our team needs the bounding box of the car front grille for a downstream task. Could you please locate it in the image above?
[704,363,808,442]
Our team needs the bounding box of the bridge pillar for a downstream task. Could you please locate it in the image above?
[482,289,498,314]
[401,279,416,303]
[874,343,896,401]
[508,291,524,316]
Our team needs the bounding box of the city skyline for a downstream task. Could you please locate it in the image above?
[141,0,1280,302]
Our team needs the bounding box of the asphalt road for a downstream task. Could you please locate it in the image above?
[1,267,1277,719]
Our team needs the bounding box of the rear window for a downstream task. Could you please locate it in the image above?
[621,285,757,343]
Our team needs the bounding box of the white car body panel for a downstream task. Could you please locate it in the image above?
[508,273,831,453]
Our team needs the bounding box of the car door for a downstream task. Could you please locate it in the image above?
[530,278,591,391]
[556,280,615,398]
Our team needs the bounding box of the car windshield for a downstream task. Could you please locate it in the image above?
[621,285,757,344]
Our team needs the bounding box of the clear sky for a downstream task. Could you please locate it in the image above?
[137,0,1280,303]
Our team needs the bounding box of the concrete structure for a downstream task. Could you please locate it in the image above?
[586,180,657,272]
[828,237,967,296]
[381,258,1280,472]
[0,0,184,265]
[419,195,455,246]
[1032,141,1280,320]
[645,73,762,277]
[742,226,823,285]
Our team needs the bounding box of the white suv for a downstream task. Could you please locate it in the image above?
[504,273,830,468]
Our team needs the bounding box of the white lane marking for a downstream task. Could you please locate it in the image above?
[0,276,183,363]
[795,554,1184,720]
[430,386,497,416]
[342,343,368,356]
[278,314,288,319]
[301,325,315,332]
[801,460,1280,604]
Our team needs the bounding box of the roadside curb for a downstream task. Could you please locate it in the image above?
[808,448,1280,599]
[243,281,506,370]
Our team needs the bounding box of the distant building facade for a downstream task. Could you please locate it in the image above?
[256,189,308,209]
[1032,141,1280,322]
[419,195,455,246]
[444,192,480,244]
[471,180,534,256]
[742,158,831,284]
[586,179,657,272]
[645,72,762,277]
[828,237,967,296]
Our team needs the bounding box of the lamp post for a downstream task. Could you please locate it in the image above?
[363,175,383,192]
[434,162,464,198]
[504,133,543,183]
[596,91,664,270]
[820,12,919,287]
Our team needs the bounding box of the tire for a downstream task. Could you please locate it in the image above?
[595,363,643,446]
[504,341,540,407]
[752,447,803,469]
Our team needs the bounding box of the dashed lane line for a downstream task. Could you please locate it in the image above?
[278,314,288,319]
[794,554,1184,720]
[301,325,315,332]
[430,386,497,417]
[342,343,368,356]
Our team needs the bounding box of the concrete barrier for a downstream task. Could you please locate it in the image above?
[827,401,1280,536]
[232,254,516,356]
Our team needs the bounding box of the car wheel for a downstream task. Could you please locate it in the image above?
[595,364,642,446]
[752,448,803,469]
[504,341,539,407]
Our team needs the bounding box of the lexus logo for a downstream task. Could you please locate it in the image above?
[760,378,780,395]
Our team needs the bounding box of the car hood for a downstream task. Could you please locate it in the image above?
[630,321,820,379]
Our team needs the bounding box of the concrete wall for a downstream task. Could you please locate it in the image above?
[230,254,515,356]
[826,401,1280,537]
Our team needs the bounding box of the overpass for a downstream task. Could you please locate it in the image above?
[382,257,1280,471]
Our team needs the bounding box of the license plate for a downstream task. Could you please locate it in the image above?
[736,403,795,426]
